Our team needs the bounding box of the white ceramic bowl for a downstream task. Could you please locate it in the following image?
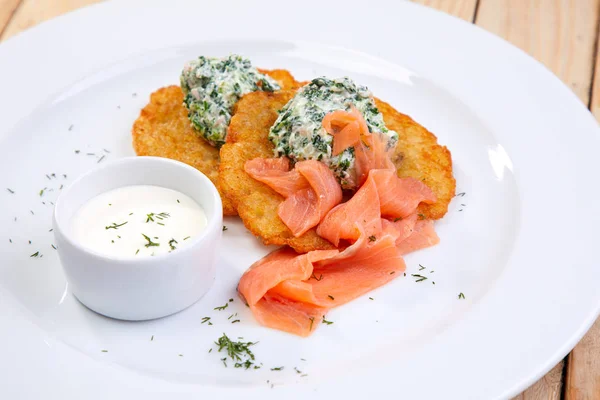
[52,156,222,321]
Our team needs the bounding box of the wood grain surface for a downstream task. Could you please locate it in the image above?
[0,0,599,398]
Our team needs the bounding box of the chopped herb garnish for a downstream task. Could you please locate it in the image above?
[59,184,64,190]
[456,192,466,197]
[129,212,133,216]
[271,366,284,371]
[214,333,257,365]
[231,319,241,324]
[418,213,426,220]
[68,125,74,131]
[310,273,323,281]
[179,354,183,357]
[177,199,180,203]
[74,150,80,154]
[28,240,31,244]
[328,295,335,300]
[294,367,302,374]
[142,233,159,247]
[412,274,428,282]
[221,358,228,367]
[183,236,191,241]
[135,249,140,255]
[97,155,105,163]
[169,238,178,250]
[105,221,128,230]
[157,222,165,226]
[87,153,95,156]
[45,174,51,180]
[101,350,108,353]
[6,188,14,194]
[150,335,154,341]
[390,271,395,275]
[222,225,228,231]
[30,210,34,215]
[103,148,111,153]
[63,174,67,179]
[322,317,333,325]
[369,297,374,300]
[9,239,12,243]
[30,251,39,257]
[201,317,211,324]
[229,298,234,302]
[419,264,426,271]
[368,235,376,242]
[458,293,465,299]
[393,217,402,222]
[309,317,315,330]
[51,244,57,250]
[214,302,229,311]
[208,348,213,353]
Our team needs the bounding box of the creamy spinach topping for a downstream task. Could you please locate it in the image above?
[181,55,280,148]
[269,77,398,189]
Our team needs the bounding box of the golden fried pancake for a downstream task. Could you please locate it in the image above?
[131,69,301,216]
[219,91,455,252]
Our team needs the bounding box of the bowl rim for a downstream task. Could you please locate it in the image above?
[53,156,223,264]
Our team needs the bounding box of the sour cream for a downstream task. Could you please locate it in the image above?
[71,185,207,258]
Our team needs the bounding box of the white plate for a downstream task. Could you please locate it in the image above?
[1,1,599,399]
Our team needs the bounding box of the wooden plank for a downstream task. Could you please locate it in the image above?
[476,0,600,105]
[565,319,600,399]
[0,0,22,38]
[411,0,478,21]
[0,0,102,41]
[511,363,564,400]
[590,22,600,119]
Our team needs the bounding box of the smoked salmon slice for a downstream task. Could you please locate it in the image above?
[238,108,441,337]
[245,159,342,237]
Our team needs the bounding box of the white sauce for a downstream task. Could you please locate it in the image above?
[71,185,207,258]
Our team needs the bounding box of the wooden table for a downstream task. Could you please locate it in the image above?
[1,0,598,398]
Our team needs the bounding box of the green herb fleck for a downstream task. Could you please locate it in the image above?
[201,317,211,324]
[222,225,228,231]
[6,188,14,194]
[322,317,333,325]
[369,297,374,300]
[105,221,128,230]
[142,233,159,247]
[101,350,108,353]
[368,235,377,242]
[458,293,465,299]
[231,319,241,324]
[328,295,335,300]
[183,236,191,241]
[150,335,154,341]
[169,238,178,251]
[214,302,229,311]
[30,251,39,258]
[412,274,428,282]
[271,366,283,371]
[419,264,426,271]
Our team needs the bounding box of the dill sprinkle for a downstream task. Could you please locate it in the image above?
[103,148,111,153]
[412,274,428,282]
[369,297,374,300]
[222,225,228,231]
[201,317,211,324]
[309,317,315,330]
[150,335,154,341]
[419,264,426,271]
[214,302,229,311]
[390,271,396,275]
[183,236,191,240]
[328,295,335,300]
[74,150,80,154]
[368,235,377,242]
[231,319,241,324]
[68,125,74,131]
[51,244,57,250]
[229,298,234,302]
[271,367,283,371]
[105,221,128,230]
[97,155,106,163]
[101,350,108,353]
[458,293,466,299]
[142,233,159,247]
[456,192,466,197]
[135,249,140,255]
[322,317,333,325]
[6,188,14,194]
[177,199,180,203]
